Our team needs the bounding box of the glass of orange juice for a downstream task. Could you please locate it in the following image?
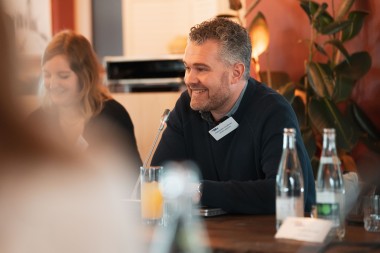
[140,166,164,225]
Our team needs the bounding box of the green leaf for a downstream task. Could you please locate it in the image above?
[292,96,306,127]
[314,42,328,57]
[351,103,380,140]
[335,52,372,80]
[320,20,351,35]
[307,62,325,97]
[314,12,334,33]
[319,64,334,98]
[300,0,320,22]
[313,3,328,20]
[299,0,333,32]
[335,0,355,21]
[307,62,334,98]
[342,11,369,42]
[301,126,317,160]
[324,39,350,62]
[308,97,358,151]
[278,82,296,103]
[333,76,355,103]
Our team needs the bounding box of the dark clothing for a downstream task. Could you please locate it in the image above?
[152,78,316,214]
[28,99,142,184]
[86,99,142,169]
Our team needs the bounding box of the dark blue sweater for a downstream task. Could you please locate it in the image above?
[152,78,316,214]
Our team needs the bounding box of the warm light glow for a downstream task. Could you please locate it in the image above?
[248,12,269,60]
[250,26,270,60]
[248,12,269,80]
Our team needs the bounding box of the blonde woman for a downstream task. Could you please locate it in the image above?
[28,30,142,176]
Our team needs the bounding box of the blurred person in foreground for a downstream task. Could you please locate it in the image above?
[152,17,316,214]
[0,4,143,253]
[27,30,142,185]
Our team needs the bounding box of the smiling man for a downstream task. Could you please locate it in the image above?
[152,18,315,214]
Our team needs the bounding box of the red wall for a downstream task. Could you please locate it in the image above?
[351,1,380,130]
[51,0,75,35]
[246,0,310,81]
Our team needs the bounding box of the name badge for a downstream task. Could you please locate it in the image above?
[209,117,239,141]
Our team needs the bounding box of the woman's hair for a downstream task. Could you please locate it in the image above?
[188,17,252,80]
[41,30,111,120]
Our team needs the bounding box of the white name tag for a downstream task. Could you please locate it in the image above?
[275,217,332,243]
[209,117,239,141]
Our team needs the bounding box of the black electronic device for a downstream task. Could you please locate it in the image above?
[104,55,185,92]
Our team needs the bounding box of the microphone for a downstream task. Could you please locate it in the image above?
[130,109,171,199]
[158,109,171,131]
[143,108,170,167]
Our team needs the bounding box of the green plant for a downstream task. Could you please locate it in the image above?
[292,0,380,174]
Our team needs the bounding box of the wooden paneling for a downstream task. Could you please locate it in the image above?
[112,92,180,162]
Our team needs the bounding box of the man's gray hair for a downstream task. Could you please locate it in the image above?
[188,17,252,80]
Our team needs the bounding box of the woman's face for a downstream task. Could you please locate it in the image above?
[42,54,81,108]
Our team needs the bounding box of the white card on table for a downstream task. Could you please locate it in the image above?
[209,117,239,141]
[275,217,332,243]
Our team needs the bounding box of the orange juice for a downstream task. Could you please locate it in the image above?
[141,181,163,219]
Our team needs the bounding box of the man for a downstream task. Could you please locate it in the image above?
[152,17,315,214]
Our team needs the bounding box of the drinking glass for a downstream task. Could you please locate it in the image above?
[363,195,380,232]
[140,166,163,225]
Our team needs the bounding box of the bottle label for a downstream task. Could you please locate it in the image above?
[320,156,340,164]
[276,197,303,221]
[317,191,336,203]
[316,192,343,227]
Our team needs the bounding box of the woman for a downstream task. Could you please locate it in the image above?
[29,30,142,175]
[0,4,143,252]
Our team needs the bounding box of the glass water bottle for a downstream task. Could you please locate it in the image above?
[316,128,345,239]
[276,128,304,230]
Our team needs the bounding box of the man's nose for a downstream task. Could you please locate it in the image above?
[184,69,197,84]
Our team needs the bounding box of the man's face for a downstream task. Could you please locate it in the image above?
[183,40,233,113]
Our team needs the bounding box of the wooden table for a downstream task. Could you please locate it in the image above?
[202,214,380,253]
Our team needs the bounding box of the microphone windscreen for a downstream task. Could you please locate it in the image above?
[161,109,171,123]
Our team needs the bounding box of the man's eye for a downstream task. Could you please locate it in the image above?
[59,75,69,79]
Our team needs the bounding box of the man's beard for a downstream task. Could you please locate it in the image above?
[189,72,230,112]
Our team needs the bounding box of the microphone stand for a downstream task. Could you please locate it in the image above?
[130,109,170,200]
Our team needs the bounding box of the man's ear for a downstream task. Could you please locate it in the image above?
[231,62,245,84]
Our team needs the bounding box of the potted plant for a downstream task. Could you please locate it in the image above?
[292,0,379,175]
